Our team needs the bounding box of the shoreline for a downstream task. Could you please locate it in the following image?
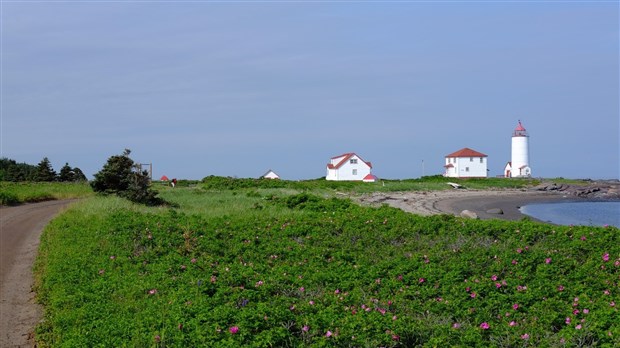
[357,189,588,222]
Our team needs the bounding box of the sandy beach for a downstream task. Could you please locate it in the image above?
[356,189,575,221]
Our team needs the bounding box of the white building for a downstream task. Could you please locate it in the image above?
[326,153,375,181]
[261,169,280,180]
[504,121,531,177]
[444,148,488,178]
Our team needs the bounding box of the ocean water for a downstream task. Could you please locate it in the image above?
[520,201,620,228]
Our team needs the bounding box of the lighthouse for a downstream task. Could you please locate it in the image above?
[504,120,531,177]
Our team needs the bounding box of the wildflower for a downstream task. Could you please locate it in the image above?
[299,287,305,292]
[583,308,589,314]
[392,315,398,321]
[154,335,161,342]
[334,289,340,294]
[480,322,490,330]
[513,304,519,310]
[573,309,580,315]
[302,325,309,332]
[545,258,552,264]
[495,283,502,289]
[509,321,517,327]
[180,265,186,270]
[210,275,217,283]
[521,333,530,340]
[375,278,381,284]
[148,289,157,295]
[98,269,105,275]
[565,317,571,324]
[325,330,333,337]
[419,278,426,283]
[575,324,582,330]
[611,301,616,307]
[603,253,610,262]
[191,258,197,263]
[491,275,498,281]
[470,292,477,298]
[512,259,518,265]
[452,323,461,329]
[397,274,403,281]
[558,285,564,291]
[309,300,314,305]
[580,235,587,241]
[517,248,523,254]
[229,326,239,334]
[604,289,610,295]
[392,334,400,341]
[255,280,264,287]
[109,255,116,260]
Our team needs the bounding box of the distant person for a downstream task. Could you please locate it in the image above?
[171,178,177,188]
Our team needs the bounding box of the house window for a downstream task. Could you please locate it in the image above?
[350,159,358,164]
[352,169,358,175]
[470,157,473,162]
[480,158,484,163]
[465,167,470,172]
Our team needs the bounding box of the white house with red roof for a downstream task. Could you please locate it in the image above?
[504,120,531,178]
[326,153,376,182]
[444,148,488,178]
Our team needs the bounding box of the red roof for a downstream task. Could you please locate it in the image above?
[327,153,372,169]
[445,148,487,158]
[363,174,378,182]
[160,175,169,181]
[444,163,454,168]
[515,120,526,132]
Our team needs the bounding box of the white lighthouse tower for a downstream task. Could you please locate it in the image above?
[505,120,531,177]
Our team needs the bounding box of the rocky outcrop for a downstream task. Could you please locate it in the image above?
[532,180,620,200]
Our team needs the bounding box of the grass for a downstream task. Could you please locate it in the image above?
[32,183,619,347]
[0,182,94,205]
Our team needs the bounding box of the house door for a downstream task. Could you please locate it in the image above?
[506,170,511,177]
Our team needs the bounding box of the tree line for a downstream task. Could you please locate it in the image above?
[0,157,87,182]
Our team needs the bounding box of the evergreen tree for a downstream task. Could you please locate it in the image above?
[0,158,36,181]
[59,163,75,182]
[73,167,87,181]
[34,157,57,182]
[91,149,163,206]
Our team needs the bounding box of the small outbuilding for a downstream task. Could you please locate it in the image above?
[261,169,280,180]
[160,175,169,181]
[444,148,488,178]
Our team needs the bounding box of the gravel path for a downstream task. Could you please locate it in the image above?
[0,200,75,348]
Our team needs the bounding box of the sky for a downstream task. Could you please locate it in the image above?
[1,1,618,180]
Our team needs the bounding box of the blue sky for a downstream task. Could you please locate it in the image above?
[2,1,618,180]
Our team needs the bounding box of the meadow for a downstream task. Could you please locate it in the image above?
[31,178,619,347]
[0,181,93,205]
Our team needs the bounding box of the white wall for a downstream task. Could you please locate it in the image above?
[445,156,487,178]
[326,154,372,181]
[511,136,530,177]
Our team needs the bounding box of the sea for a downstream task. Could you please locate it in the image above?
[520,201,620,228]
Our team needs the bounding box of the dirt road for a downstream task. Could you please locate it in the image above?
[1,200,75,348]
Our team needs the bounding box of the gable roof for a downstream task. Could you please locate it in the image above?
[445,148,487,158]
[261,169,280,178]
[327,153,372,169]
[363,174,378,182]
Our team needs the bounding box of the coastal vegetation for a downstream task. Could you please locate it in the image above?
[33,180,619,347]
[0,181,93,206]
